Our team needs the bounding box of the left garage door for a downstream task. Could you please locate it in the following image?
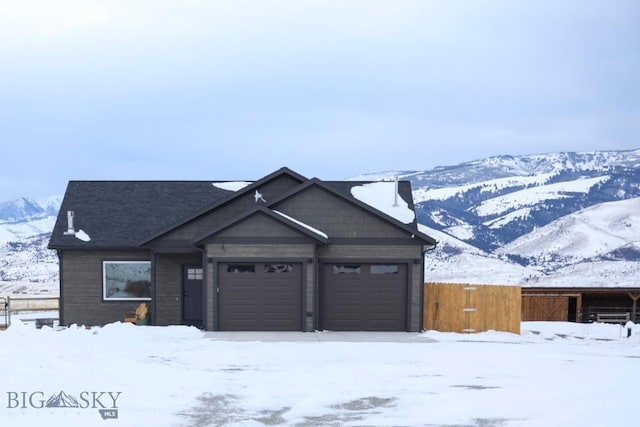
[218,262,302,331]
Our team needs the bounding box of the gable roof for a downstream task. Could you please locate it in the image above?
[48,167,436,249]
[192,205,329,245]
[48,181,233,249]
[267,178,437,245]
[139,167,308,245]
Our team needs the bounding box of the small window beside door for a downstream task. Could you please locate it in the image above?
[187,268,203,280]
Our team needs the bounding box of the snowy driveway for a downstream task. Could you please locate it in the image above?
[0,321,638,426]
[203,330,439,342]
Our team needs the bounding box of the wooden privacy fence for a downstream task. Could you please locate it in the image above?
[424,282,521,334]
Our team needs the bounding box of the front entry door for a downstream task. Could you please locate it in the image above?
[183,266,203,328]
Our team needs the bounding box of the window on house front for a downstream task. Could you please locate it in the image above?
[187,268,203,280]
[332,264,361,274]
[370,265,399,274]
[103,261,151,301]
[264,264,293,273]
[227,264,255,273]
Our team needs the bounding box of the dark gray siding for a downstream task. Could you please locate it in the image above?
[151,175,304,243]
[154,253,201,326]
[273,186,409,239]
[216,214,306,239]
[60,250,150,327]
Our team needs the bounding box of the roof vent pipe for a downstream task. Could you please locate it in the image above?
[63,211,76,235]
[393,176,399,207]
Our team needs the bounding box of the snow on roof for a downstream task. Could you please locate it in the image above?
[75,230,91,242]
[212,181,252,191]
[350,182,415,224]
[273,210,328,239]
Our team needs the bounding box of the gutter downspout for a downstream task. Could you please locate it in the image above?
[150,249,157,326]
[192,244,207,331]
[313,243,321,332]
[57,249,64,327]
[421,241,438,331]
[423,241,438,255]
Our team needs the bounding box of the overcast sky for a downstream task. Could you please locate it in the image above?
[1,0,638,200]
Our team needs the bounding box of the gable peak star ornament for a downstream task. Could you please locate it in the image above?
[254,190,266,203]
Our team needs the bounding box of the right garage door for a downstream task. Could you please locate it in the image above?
[321,263,408,331]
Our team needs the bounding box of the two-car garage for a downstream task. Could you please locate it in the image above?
[216,261,408,331]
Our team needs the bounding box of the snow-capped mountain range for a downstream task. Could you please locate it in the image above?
[0,197,61,293]
[1,149,639,292]
[352,149,640,287]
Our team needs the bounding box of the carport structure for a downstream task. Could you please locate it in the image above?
[522,287,640,323]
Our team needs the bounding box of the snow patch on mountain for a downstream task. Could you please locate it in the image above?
[496,198,640,267]
[484,207,532,229]
[474,175,610,217]
[0,216,57,246]
[0,196,61,223]
[418,224,483,255]
[32,195,64,214]
[442,224,475,241]
[523,260,640,288]
[346,171,419,181]
[414,173,556,203]
[420,224,536,285]
[0,233,58,286]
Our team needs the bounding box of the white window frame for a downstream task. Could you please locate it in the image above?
[102,261,152,301]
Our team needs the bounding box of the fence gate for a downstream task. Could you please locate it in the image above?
[522,295,569,321]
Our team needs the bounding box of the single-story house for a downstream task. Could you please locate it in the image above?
[48,167,436,331]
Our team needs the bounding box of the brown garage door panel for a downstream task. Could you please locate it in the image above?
[322,264,408,331]
[219,263,303,331]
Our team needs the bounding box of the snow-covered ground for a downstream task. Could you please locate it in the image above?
[0,321,637,426]
[0,281,58,296]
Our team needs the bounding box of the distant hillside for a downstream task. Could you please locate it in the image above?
[353,149,640,287]
[0,197,61,287]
